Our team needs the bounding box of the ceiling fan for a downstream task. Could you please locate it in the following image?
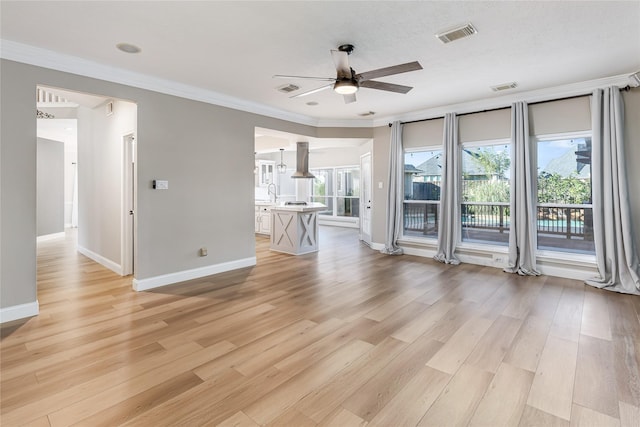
[274,44,423,104]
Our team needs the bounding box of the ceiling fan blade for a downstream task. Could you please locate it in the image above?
[290,83,333,98]
[331,50,351,78]
[360,80,413,94]
[356,61,423,82]
[343,93,357,104]
[273,74,336,81]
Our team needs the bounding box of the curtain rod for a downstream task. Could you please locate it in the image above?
[388,85,633,127]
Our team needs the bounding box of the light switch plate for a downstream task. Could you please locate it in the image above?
[153,180,169,190]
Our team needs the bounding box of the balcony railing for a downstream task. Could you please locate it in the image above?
[403,200,594,252]
[403,201,439,238]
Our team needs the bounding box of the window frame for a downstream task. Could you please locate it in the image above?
[401,145,443,241]
[458,138,512,248]
[309,165,360,220]
[533,130,595,257]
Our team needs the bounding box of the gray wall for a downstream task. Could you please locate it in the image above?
[77,100,137,266]
[37,138,64,236]
[0,58,320,310]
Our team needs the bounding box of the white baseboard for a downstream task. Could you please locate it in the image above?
[77,245,123,276]
[369,242,385,251]
[380,239,596,281]
[0,300,39,323]
[132,257,257,292]
[37,232,65,242]
[319,218,359,229]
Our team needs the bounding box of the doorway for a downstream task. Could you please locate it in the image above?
[360,152,372,246]
[36,86,138,282]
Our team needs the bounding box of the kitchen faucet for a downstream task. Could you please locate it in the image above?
[267,183,277,203]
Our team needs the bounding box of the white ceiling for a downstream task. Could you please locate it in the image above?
[3,1,639,125]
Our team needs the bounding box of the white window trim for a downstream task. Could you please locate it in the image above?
[534,130,594,256]
[461,138,511,149]
[402,146,443,241]
[310,165,360,220]
[459,138,511,247]
[534,130,591,143]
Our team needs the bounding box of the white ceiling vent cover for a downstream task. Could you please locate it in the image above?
[435,23,477,44]
[277,84,300,93]
[491,82,518,92]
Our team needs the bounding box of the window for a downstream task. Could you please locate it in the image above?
[460,141,511,246]
[403,148,442,238]
[310,167,360,218]
[536,135,594,254]
[336,168,360,217]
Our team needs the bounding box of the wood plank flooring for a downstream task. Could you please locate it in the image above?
[2,227,640,426]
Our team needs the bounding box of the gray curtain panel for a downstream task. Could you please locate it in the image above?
[434,113,460,265]
[505,101,540,276]
[381,121,404,255]
[586,87,640,294]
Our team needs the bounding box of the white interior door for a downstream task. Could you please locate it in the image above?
[360,152,372,245]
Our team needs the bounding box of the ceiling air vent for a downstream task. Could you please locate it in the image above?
[491,82,518,92]
[358,111,376,117]
[435,22,477,44]
[277,84,300,94]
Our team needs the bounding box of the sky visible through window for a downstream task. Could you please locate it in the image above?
[405,138,589,173]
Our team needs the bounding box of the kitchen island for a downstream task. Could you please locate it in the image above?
[270,202,326,255]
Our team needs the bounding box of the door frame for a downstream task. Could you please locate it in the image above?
[121,132,136,276]
[359,152,372,246]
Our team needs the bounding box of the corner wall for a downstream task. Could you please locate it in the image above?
[37,138,64,237]
[0,59,320,319]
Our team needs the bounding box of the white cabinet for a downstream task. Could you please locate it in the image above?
[255,205,272,235]
[257,160,275,187]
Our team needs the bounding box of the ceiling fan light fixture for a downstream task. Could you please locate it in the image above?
[334,79,359,95]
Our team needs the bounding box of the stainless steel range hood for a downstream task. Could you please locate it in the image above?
[291,141,315,179]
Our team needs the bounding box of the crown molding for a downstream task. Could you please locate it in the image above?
[2,39,634,130]
[1,39,320,127]
[373,73,633,127]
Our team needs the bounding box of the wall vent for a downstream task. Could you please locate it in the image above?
[277,84,300,93]
[435,22,477,44]
[491,82,518,92]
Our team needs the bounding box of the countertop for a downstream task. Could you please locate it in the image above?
[269,202,326,212]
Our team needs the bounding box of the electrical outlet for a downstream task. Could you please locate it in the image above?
[199,247,208,257]
[492,254,505,264]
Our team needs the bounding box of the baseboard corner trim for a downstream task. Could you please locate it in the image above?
[132,257,257,292]
[77,245,123,276]
[37,232,65,242]
[0,300,39,324]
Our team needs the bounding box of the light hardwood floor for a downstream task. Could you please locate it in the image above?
[2,227,640,426]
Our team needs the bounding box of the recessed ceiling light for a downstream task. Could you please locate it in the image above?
[306,101,319,106]
[116,43,141,54]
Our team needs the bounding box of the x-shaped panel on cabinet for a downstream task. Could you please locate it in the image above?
[274,213,294,246]
[299,213,316,247]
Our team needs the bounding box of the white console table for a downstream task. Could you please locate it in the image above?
[270,203,326,255]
